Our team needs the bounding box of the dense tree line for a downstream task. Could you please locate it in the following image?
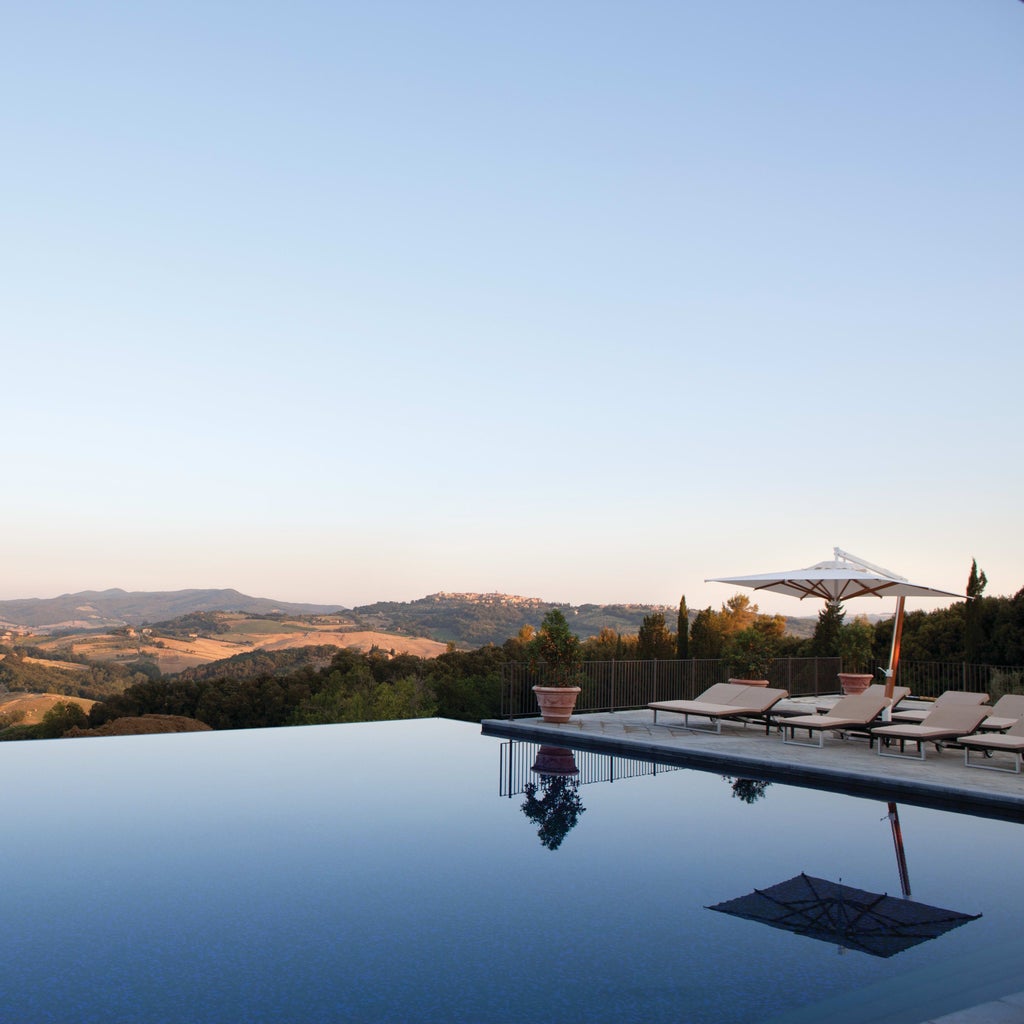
[146,611,234,637]
[351,596,680,647]
[84,644,507,732]
[876,592,1024,665]
[798,563,1024,667]
[0,700,89,741]
[178,645,342,682]
[0,646,153,699]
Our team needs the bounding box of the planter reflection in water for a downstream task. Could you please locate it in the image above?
[522,747,585,850]
[531,745,580,776]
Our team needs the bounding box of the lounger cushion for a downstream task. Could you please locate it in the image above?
[985,694,1024,717]
[649,701,743,718]
[959,732,1024,753]
[975,694,1024,731]
[891,690,990,724]
[959,716,1024,750]
[872,704,990,742]
[784,692,889,729]
[689,683,752,705]
[650,686,788,719]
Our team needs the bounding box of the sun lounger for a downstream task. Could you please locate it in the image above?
[889,690,989,725]
[975,693,1024,732]
[649,684,788,734]
[871,704,991,761]
[771,684,910,721]
[780,692,890,748]
[959,718,1024,774]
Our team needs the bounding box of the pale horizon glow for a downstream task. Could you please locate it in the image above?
[4,2,1022,622]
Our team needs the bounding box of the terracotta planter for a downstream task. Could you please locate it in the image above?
[728,678,770,688]
[531,746,579,776]
[838,673,873,696]
[532,686,582,723]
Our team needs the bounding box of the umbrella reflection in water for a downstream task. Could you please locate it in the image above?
[708,872,979,958]
[708,804,980,958]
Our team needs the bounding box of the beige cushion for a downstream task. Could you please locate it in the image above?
[650,686,787,719]
[873,704,990,741]
[960,716,1024,749]
[892,690,990,724]
[781,693,889,731]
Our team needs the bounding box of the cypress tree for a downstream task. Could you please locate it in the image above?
[676,595,689,659]
[964,559,988,663]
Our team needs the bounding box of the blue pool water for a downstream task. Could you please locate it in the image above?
[1,718,1021,1023]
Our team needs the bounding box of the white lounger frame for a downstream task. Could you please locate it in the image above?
[963,746,1023,774]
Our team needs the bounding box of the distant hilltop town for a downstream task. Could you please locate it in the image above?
[426,592,672,611]
[428,592,547,608]
[346,592,683,647]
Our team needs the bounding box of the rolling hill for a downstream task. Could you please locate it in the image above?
[0,589,344,630]
[350,593,685,647]
[1,588,824,650]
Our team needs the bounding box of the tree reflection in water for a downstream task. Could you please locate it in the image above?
[521,747,586,850]
[725,777,771,805]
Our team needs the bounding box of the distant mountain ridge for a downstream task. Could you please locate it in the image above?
[0,588,825,645]
[0,589,343,629]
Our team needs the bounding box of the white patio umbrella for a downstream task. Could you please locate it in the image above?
[707,548,966,713]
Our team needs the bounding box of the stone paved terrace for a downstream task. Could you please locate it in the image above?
[480,700,1024,1024]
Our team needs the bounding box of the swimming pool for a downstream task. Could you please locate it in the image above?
[1,718,1020,1023]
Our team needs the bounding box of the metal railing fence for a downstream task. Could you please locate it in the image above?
[500,658,1024,719]
[888,662,1024,699]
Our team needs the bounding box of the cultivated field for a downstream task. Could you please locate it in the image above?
[0,693,95,724]
[27,619,449,675]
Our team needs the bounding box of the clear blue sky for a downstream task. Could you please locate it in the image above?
[4,1,1022,617]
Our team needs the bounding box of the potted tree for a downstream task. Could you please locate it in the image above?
[724,626,777,687]
[529,608,584,723]
[837,618,875,695]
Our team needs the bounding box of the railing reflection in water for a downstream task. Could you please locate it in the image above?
[498,739,679,799]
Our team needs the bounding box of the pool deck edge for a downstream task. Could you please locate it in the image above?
[481,711,1024,823]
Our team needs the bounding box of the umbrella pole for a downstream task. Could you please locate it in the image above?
[881,595,906,720]
[887,802,912,898]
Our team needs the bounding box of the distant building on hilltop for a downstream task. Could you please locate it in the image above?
[430,592,546,608]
